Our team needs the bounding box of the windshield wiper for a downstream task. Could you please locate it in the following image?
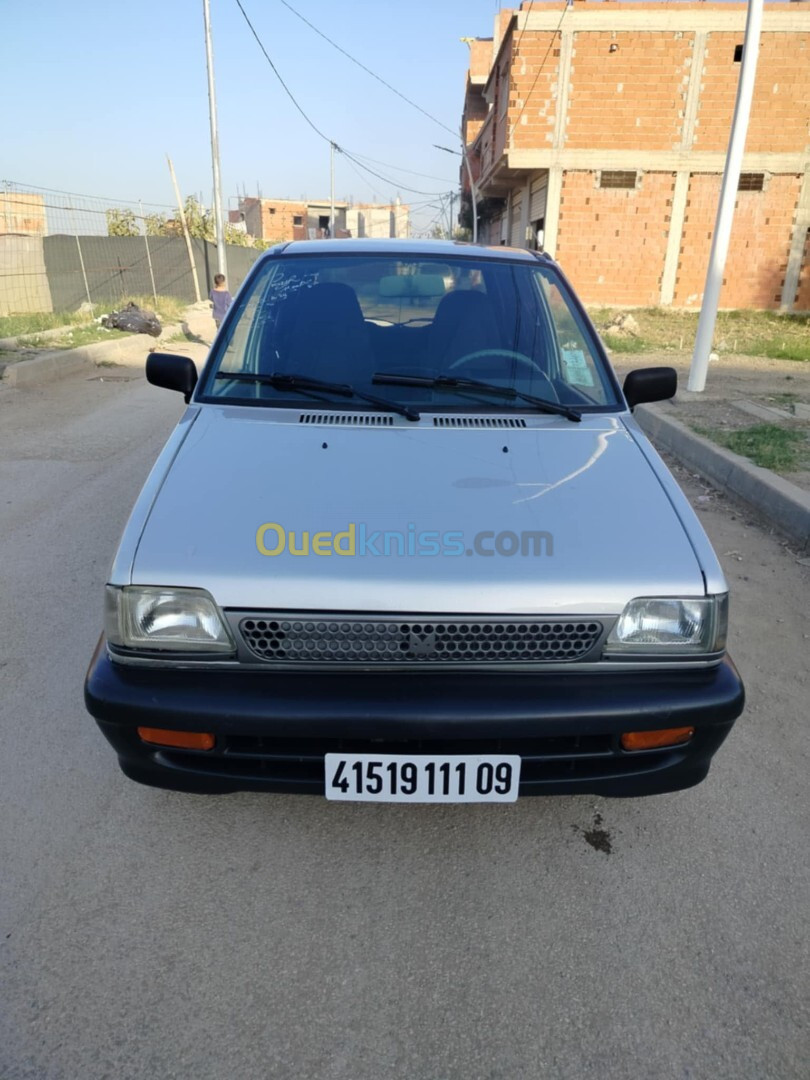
[372,372,581,422]
[214,371,420,421]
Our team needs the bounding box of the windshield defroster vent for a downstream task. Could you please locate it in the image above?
[299,413,394,426]
[433,416,527,428]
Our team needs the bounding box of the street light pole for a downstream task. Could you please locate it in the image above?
[688,0,763,392]
[203,0,228,281]
[330,141,336,238]
[434,142,478,243]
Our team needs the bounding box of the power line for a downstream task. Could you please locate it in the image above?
[276,0,458,138]
[234,0,332,145]
[234,0,453,199]
[1,179,173,210]
[512,0,536,59]
[510,2,568,135]
[341,151,455,184]
[338,147,452,198]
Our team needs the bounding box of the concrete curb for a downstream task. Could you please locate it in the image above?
[636,402,810,551]
[1,322,188,388]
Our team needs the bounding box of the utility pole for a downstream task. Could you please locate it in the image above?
[688,0,763,392]
[330,142,336,238]
[434,143,478,243]
[448,191,455,240]
[203,0,228,280]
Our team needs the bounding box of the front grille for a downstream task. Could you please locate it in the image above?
[238,615,603,665]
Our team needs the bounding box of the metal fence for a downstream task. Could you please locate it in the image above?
[0,180,261,317]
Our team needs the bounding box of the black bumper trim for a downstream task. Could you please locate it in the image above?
[85,637,744,797]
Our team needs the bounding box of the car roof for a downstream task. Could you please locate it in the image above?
[267,237,550,263]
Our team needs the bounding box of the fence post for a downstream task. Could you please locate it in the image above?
[139,200,158,304]
[69,207,92,307]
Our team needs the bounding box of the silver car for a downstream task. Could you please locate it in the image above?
[85,239,744,801]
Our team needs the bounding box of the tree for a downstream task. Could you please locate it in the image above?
[144,212,169,236]
[182,196,214,241]
[224,223,252,247]
[106,208,139,237]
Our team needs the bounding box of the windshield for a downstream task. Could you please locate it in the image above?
[199,252,620,412]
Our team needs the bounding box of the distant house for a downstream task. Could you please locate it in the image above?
[461,0,810,311]
[236,197,410,244]
[0,192,47,236]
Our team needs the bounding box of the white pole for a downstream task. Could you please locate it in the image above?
[461,142,478,243]
[203,0,228,281]
[70,209,92,307]
[434,142,478,242]
[688,0,764,393]
[330,142,335,238]
[167,155,202,303]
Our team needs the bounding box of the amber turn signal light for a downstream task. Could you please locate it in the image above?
[137,727,215,751]
[621,727,695,752]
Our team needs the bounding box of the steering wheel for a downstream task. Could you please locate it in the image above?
[447,348,558,400]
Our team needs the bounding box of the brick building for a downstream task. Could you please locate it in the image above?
[234,198,409,244]
[461,1,810,311]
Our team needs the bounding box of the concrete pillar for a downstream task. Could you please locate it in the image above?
[780,166,810,311]
[543,166,564,258]
[519,175,532,247]
[660,171,691,305]
[681,32,707,151]
[553,30,574,150]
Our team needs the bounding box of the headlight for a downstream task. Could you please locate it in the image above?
[105,586,235,654]
[605,595,727,655]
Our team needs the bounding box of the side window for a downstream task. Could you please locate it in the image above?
[535,274,608,404]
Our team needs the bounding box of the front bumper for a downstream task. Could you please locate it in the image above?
[85,638,744,798]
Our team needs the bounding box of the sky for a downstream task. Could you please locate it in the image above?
[1,0,504,235]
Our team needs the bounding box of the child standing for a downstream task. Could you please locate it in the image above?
[210,273,232,330]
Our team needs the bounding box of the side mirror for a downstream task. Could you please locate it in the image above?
[623,366,677,411]
[146,353,198,403]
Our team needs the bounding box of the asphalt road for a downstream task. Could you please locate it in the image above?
[1,368,808,1080]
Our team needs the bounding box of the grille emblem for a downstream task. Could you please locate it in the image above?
[408,629,436,656]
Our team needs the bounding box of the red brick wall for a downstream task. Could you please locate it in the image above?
[673,173,801,308]
[259,201,307,244]
[555,170,675,306]
[695,32,810,153]
[511,31,561,151]
[565,32,693,151]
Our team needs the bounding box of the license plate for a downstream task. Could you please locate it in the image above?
[324,753,521,803]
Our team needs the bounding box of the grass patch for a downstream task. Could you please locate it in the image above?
[601,333,648,354]
[589,307,810,362]
[0,310,88,339]
[695,422,809,472]
[0,294,186,342]
[165,330,193,344]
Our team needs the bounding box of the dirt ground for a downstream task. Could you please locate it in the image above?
[612,350,810,491]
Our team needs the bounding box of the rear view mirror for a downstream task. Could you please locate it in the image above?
[146,353,198,403]
[623,367,677,411]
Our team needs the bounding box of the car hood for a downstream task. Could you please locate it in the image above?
[130,405,704,614]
